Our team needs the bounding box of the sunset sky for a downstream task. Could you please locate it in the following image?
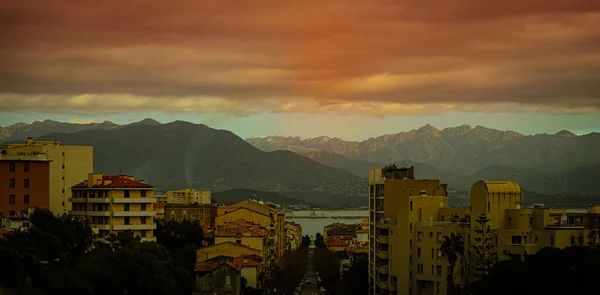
[1,0,599,140]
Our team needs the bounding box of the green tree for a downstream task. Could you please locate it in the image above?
[315,233,326,247]
[441,234,464,295]
[471,214,497,279]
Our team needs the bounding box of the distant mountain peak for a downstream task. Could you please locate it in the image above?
[555,130,576,137]
[129,118,161,126]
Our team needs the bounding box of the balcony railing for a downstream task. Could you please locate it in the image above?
[377,265,389,274]
[113,198,156,204]
[377,250,389,259]
[69,198,110,203]
[112,224,157,230]
[70,211,110,217]
[113,211,157,217]
[90,224,111,230]
[416,221,470,227]
[377,236,389,244]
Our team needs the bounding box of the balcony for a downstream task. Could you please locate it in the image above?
[69,198,110,203]
[113,211,157,217]
[377,236,389,244]
[113,198,156,203]
[70,211,110,217]
[377,265,389,274]
[112,224,157,231]
[377,222,389,229]
[377,250,389,259]
[377,280,389,289]
[90,224,111,230]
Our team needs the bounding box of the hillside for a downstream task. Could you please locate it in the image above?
[31,122,358,191]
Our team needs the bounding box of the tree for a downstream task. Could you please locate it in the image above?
[471,214,497,279]
[315,233,326,248]
[441,234,464,295]
[337,255,368,295]
[301,235,311,248]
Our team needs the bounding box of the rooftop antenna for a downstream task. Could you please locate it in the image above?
[510,174,517,182]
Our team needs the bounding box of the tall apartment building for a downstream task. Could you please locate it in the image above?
[0,152,51,217]
[166,188,211,204]
[70,173,156,242]
[3,138,93,214]
[369,165,600,295]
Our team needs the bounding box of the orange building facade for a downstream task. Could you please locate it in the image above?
[0,153,51,217]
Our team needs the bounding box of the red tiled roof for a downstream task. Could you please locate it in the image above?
[195,259,242,272]
[223,201,239,206]
[231,255,261,267]
[196,241,261,252]
[219,207,269,218]
[154,203,165,209]
[326,241,348,247]
[215,219,268,238]
[72,175,153,189]
[356,229,368,233]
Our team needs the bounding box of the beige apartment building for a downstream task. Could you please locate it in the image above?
[3,138,93,214]
[70,173,156,242]
[166,188,211,204]
[369,165,600,295]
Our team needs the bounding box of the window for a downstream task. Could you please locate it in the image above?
[24,195,30,205]
[124,204,130,211]
[571,236,576,245]
[410,223,413,231]
[417,231,423,241]
[431,249,434,259]
[417,263,423,274]
[508,217,512,224]
[436,265,442,277]
[141,203,146,211]
[62,164,65,169]
[417,247,421,258]
[410,201,413,211]
[487,202,490,212]
[437,249,442,259]
[511,236,522,244]
[141,231,147,238]
[225,275,232,287]
[24,179,30,188]
[141,217,147,224]
[9,178,15,188]
[9,162,15,172]
[141,190,146,197]
[124,191,130,198]
[23,163,30,172]
[124,217,130,225]
[437,232,442,242]
[9,195,16,205]
[236,239,242,244]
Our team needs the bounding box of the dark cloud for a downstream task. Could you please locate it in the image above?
[1,0,599,115]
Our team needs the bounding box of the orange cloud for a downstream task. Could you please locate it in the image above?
[1,0,599,115]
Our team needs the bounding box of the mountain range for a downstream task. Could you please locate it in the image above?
[2,119,599,207]
[246,125,600,193]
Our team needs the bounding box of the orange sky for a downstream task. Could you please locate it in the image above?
[1,0,599,117]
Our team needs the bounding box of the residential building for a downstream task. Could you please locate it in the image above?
[218,199,287,263]
[214,219,272,264]
[0,152,51,217]
[167,188,211,205]
[70,173,156,242]
[196,241,261,262]
[368,165,600,295]
[231,255,262,289]
[286,222,303,251]
[194,258,242,295]
[154,192,167,204]
[154,203,165,220]
[3,138,93,214]
[166,204,217,227]
[216,207,271,228]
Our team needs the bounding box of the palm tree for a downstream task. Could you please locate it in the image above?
[441,233,465,295]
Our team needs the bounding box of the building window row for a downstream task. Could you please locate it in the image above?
[8,162,30,172]
[8,178,31,189]
[8,194,30,205]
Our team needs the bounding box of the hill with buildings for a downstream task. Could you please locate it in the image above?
[212,189,317,208]
[30,121,359,193]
